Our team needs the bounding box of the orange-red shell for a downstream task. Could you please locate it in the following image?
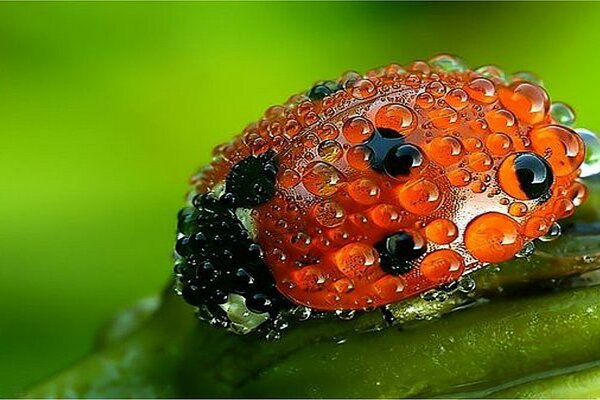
[192,57,586,311]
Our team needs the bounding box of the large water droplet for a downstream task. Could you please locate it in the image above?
[516,241,536,258]
[475,65,509,84]
[429,54,467,72]
[550,102,576,126]
[457,276,476,293]
[539,222,562,242]
[575,128,600,178]
[512,71,544,86]
[302,162,346,196]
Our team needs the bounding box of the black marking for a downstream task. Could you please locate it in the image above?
[513,152,554,200]
[375,231,427,275]
[224,151,278,208]
[175,192,291,320]
[307,80,342,101]
[364,127,406,172]
[384,144,424,178]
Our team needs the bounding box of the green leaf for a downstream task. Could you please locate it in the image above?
[24,177,600,398]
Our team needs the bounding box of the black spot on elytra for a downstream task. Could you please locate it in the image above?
[375,231,427,275]
[513,152,554,200]
[364,127,405,172]
[384,144,424,178]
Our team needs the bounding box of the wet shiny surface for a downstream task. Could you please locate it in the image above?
[190,56,587,311]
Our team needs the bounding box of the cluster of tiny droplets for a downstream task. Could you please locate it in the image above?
[183,54,597,330]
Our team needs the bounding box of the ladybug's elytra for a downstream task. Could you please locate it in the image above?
[174,55,591,334]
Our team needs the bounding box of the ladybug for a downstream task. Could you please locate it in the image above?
[174,55,590,334]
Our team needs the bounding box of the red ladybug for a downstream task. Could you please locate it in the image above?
[175,55,587,332]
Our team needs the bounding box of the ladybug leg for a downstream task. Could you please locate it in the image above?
[380,305,397,326]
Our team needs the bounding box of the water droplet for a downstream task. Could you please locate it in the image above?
[375,103,418,134]
[468,152,493,172]
[568,181,589,207]
[574,128,600,178]
[512,71,543,86]
[498,82,549,125]
[485,109,518,135]
[368,204,402,230]
[550,102,576,126]
[273,317,289,331]
[498,153,553,201]
[303,161,346,196]
[428,136,463,166]
[485,133,513,156]
[311,200,346,228]
[416,92,434,109]
[331,278,354,294]
[292,306,313,320]
[279,168,301,188]
[429,54,467,72]
[426,81,446,97]
[340,71,362,90]
[372,275,405,297]
[420,249,465,283]
[265,330,281,340]
[516,241,536,258]
[425,219,458,244]
[524,216,550,238]
[448,168,471,187]
[293,266,327,291]
[465,212,523,263]
[347,145,373,170]
[429,107,458,129]
[539,222,562,242]
[446,88,469,110]
[458,276,476,293]
[554,198,575,219]
[347,178,381,205]
[397,178,443,215]
[432,290,449,302]
[318,140,343,163]
[463,137,484,152]
[335,243,379,280]
[350,79,376,99]
[475,65,509,83]
[465,78,497,104]
[316,122,339,140]
[343,116,375,143]
[509,202,528,217]
[531,125,585,177]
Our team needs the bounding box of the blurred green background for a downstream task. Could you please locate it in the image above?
[1,1,600,396]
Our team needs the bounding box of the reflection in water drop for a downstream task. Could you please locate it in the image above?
[575,128,600,178]
[475,65,509,83]
[512,71,544,86]
[516,241,536,258]
[539,222,562,242]
[429,54,467,72]
[335,309,356,320]
[550,102,576,126]
[458,277,476,294]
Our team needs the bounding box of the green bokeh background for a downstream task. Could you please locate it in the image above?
[1,1,600,396]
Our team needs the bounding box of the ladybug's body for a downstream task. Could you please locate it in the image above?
[175,55,588,332]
